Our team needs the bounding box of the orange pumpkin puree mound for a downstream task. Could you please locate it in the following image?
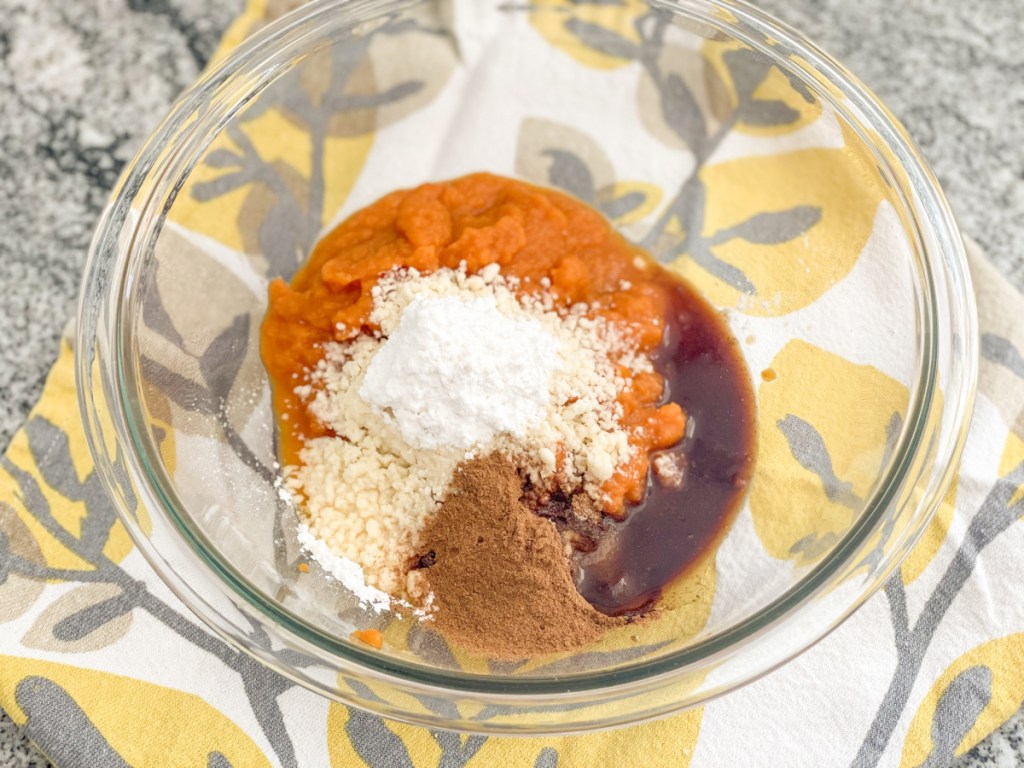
[261,173,687,515]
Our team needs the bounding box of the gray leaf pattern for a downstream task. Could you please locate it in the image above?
[431,730,487,768]
[16,676,130,768]
[2,416,301,768]
[661,71,708,150]
[52,588,135,643]
[22,584,134,652]
[688,242,757,294]
[741,99,802,127]
[917,665,992,768]
[599,189,646,219]
[142,277,185,346]
[722,48,772,103]
[543,148,597,201]
[715,206,822,246]
[0,501,46,623]
[199,313,251,399]
[345,708,415,768]
[777,414,861,510]
[407,623,460,670]
[982,333,1024,379]
[142,355,219,415]
[853,461,1024,767]
[563,18,639,60]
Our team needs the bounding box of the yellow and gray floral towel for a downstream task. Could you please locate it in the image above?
[3,1,1024,765]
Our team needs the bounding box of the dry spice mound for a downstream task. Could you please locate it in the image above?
[411,453,623,659]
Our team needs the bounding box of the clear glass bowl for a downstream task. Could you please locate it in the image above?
[76,0,976,734]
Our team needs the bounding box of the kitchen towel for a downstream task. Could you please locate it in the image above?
[2,1,1023,766]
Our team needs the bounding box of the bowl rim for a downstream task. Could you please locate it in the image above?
[76,0,977,709]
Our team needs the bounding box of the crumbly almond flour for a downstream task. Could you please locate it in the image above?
[286,264,652,597]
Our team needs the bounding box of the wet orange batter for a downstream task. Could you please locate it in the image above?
[261,173,686,515]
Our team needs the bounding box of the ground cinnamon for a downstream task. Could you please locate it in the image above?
[411,454,623,659]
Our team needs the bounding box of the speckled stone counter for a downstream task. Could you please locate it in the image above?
[0,0,1021,765]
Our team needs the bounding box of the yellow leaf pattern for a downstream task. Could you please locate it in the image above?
[749,340,908,564]
[900,634,1024,767]
[0,657,271,768]
[674,123,882,316]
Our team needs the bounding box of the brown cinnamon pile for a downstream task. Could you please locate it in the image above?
[409,454,623,659]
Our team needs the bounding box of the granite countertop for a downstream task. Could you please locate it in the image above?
[0,0,1022,765]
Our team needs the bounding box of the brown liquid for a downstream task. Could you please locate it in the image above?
[574,278,756,616]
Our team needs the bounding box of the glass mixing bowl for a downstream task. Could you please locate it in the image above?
[76,0,976,734]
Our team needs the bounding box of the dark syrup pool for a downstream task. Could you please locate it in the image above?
[574,279,756,616]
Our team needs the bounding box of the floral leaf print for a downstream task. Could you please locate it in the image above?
[1,397,296,765]
[660,71,708,151]
[750,341,908,565]
[199,313,251,401]
[712,206,822,246]
[776,415,861,510]
[920,665,993,768]
[429,730,487,767]
[637,43,732,152]
[674,126,883,316]
[516,119,663,229]
[598,189,645,220]
[528,0,647,70]
[528,640,672,675]
[686,241,756,294]
[23,416,131,565]
[897,635,1024,768]
[407,622,461,670]
[204,148,247,169]
[0,502,45,623]
[981,333,1024,380]
[517,118,614,199]
[25,418,112,530]
[142,226,272,453]
[2,662,274,767]
[563,17,640,61]
[344,709,415,768]
[171,7,455,264]
[15,676,130,768]
[255,167,311,279]
[142,356,219,415]
[902,470,959,586]
[711,44,819,135]
[741,99,802,127]
[856,461,1024,768]
[722,48,771,103]
[542,148,597,201]
[141,276,184,347]
[22,583,133,653]
[520,3,853,314]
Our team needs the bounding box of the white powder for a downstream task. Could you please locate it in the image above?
[361,294,559,451]
[288,265,651,598]
[296,524,392,613]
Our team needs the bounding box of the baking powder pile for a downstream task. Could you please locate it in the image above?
[361,292,558,451]
[287,264,649,604]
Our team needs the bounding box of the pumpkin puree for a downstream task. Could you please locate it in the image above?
[261,173,686,515]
